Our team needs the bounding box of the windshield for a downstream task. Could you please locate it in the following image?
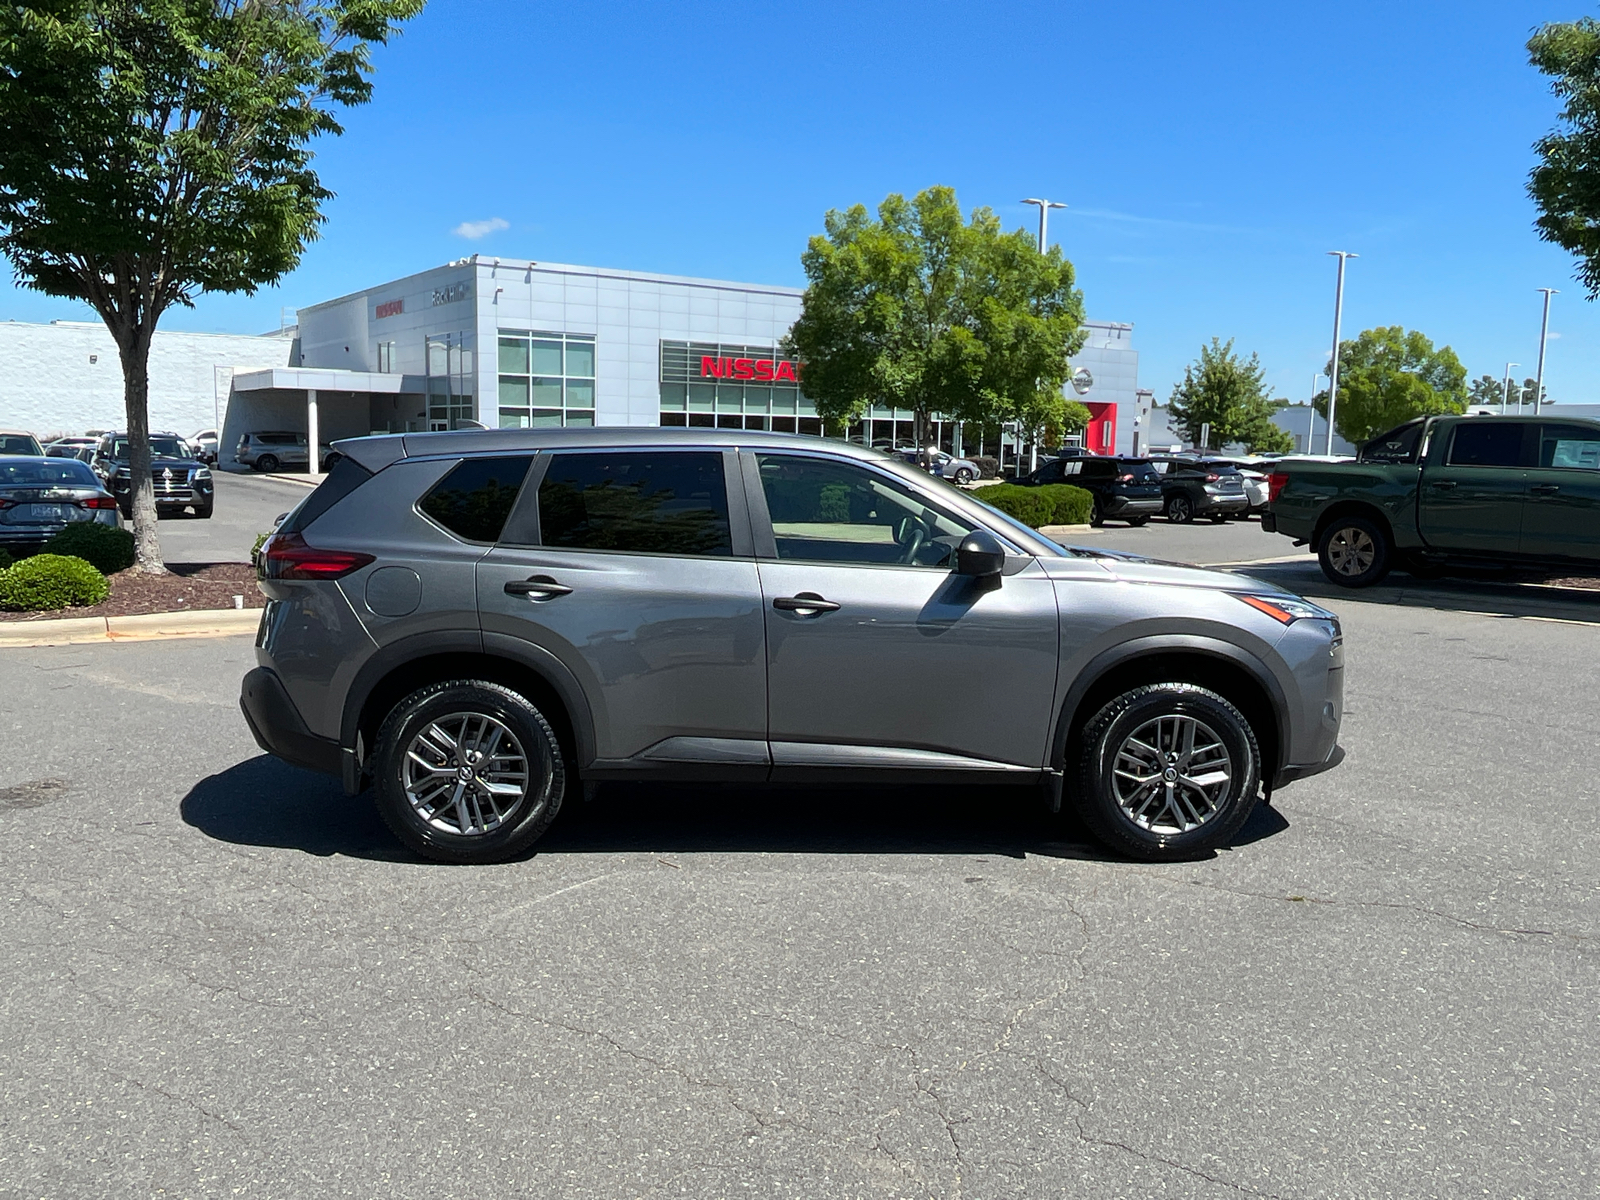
[0,435,43,455]
[0,458,98,487]
[112,437,189,459]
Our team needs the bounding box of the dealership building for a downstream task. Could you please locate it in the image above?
[1,255,1143,459]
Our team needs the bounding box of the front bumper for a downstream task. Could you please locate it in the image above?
[240,666,341,778]
[1275,744,1345,788]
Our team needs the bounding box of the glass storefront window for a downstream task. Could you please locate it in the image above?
[498,337,529,374]
[656,339,821,436]
[566,380,595,408]
[499,377,529,407]
[532,409,564,427]
[499,408,530,429]
[531,340,563,375]
[566,342,595,377]
[659,383,687,412]
[715,385,743,413]
[688,385,715,413]
[531,378,563,407]
[497,329,599,428]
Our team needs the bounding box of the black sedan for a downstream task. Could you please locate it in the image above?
[0,456,121,553]
[1011,455,1164,526]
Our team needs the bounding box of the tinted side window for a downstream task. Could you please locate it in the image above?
[280,456,376,535]
[1360,421,1424,463]
[1538,424,1600,471]
[1080,459,1114,478]
[538,452,732,556]
[1447,423,1526,468]
[418,455,534,542]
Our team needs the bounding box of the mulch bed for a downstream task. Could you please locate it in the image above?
[0,562,262,622]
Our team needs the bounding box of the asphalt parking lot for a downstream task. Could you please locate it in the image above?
[153,469,316,565]
[2,570,1596,1196]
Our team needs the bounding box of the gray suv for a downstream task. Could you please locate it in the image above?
[241,429,1345,864]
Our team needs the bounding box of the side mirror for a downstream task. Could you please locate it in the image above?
[955,529,1006,578]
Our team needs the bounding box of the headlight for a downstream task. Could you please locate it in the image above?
[1232,593,1337,625]
[194,467,212,480]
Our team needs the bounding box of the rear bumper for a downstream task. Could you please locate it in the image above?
[1200,493,1251,512]
[1103,496,1163,516]
[240,666,341,778]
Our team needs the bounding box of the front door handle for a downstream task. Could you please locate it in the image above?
[1530,483,1561,495]
[1429,480,1457,490]
[504,575,572,600]
[773,592,841,615]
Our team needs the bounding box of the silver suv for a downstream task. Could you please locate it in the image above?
[241,430,1345,864]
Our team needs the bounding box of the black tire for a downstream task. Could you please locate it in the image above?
[1209,513,1229,524]
[1166,494,1195,524]
[372,680,566,864]
[1126,515,1150,527]
[1317,514,1391,587]
[256,454,280,473]
[954,467,974,484]
[1088,497,1104,527]
[1071,683,1261,861]
[192,502,213,519]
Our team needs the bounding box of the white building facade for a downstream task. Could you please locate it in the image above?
[4,255,1143,462]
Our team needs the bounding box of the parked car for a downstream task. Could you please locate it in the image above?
[190,430,220,465]
[235,430,339,472]
[895,448,982,484]
[91,431,214,518]
[0,430,44,457]
[0,456,120,552]
[1192,457,1270,516]
[45,437,99,458]
[1012,455,1164,526]
[1265,413,1600,586]
[1147,456,1251,523]
[241,428,1345,866]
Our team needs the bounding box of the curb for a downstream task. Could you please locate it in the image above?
[0,606,261,649]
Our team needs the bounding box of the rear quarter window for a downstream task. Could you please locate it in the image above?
[280,455,377,535]
[417,456,534,543]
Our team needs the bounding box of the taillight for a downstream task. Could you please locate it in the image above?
[1205,472,1221,482]
[1117,472,1134,482]
[1267,471,1289,504]
[0,499,11,510]
[78,495,117,510]
[260,531,374,580]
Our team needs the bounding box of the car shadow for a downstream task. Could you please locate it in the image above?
[1232,560,1600,622]
[182,756,1290,865]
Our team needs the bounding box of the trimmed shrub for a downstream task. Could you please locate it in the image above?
[975,483,1093,528]
[43,521,136,575]
[0,548,11,571]
[252,530,272,568]
[0,554,110,611]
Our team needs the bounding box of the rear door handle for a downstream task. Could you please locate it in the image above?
[1429,480,1457,490]
[1530,483,1561,495]
[504,575,572,600]
[773,592,841,615]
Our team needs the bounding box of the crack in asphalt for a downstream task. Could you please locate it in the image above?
[100,1067,246,1136]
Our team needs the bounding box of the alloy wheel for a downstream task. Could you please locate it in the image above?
[1111,714,1233,834]
[402,711,531,835]
[1326,526,1376,577]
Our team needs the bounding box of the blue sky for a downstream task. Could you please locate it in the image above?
[3,0,1594,404]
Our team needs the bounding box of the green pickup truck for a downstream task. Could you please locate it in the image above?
[1264,413,1600,586]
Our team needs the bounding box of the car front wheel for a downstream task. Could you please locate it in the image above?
[954,467,974,484]
[1317,515,1390,587]
[255,454,280,473]
[1072,683,1261,860]
[372,680,566,863]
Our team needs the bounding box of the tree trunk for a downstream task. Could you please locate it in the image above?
[116,324,166,574]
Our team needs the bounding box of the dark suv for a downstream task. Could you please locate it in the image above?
[241,429,1345,865]
[1148,456,1250,524]
[91,432,213,518]
[1013,456,1164,526]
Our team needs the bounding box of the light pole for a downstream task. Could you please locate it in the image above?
[1020,198,1067,252]
[1310,372,1326,454]
[1325,251,1357,455]
[1501,363,1519,415]
[1535,288,1558,415]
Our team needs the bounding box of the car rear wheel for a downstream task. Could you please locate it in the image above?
[1166,494,1194,523]
[1088,497,1104,527]
[372,680,566,863]
[1072,683,1261,860]
[256,454,280,473]
[1317,515,1390,587]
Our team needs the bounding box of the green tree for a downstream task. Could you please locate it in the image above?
[1167,338,1293,453]
[1528,16,1600,297]
[1316,326,1467,444]
[1467,373,1506,408]
[0,0,424,571]
[784,186,1087,452]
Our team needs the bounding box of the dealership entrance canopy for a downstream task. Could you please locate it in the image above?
[2,255,1142,460]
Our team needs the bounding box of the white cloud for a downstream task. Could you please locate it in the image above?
[1546,331,1562,340]
[452,217,509,240]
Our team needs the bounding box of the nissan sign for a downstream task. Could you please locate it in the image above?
[1070,367,1094,395]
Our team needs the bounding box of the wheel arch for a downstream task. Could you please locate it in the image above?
[342,632,597,793]
[1052,637,1288,782]
[1312,501,1394,552]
